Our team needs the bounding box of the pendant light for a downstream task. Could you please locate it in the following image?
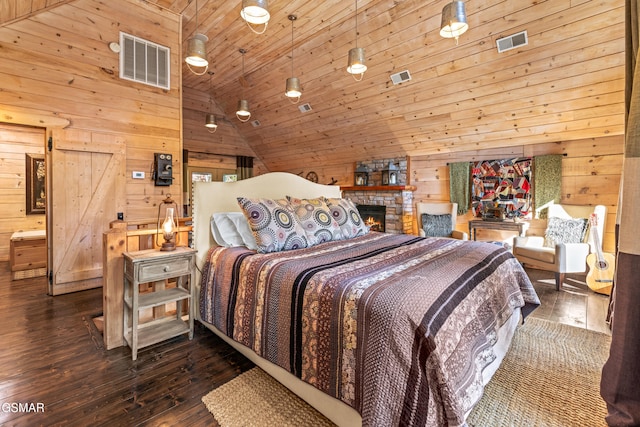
[346,0,367,81]
[205,71,217,133]
[236,49,251,122]
[240,0,270,35]
[440,0,468,45]
[285,15,302,103]
[185,0,209,75]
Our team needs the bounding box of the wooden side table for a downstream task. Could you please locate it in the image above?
[123,246,196,360]
[468,219,529,241]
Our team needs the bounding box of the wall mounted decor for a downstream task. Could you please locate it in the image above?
[26,153,45,215]
[471,157,531,219]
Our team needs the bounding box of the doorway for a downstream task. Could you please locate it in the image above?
[0,122,47,283]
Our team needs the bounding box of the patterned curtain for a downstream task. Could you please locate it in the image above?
[236,156,253,180]
[600,0,640,424]
[449,162,470,215]
[533,154,562,219]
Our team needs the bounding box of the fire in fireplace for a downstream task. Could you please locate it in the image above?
[356,204,386,232]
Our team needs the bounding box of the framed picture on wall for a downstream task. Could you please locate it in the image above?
[223,174,238,182]
[26,153,45,215]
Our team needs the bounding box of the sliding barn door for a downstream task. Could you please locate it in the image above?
[48,129,125,295]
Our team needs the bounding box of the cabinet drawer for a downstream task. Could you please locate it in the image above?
[137,258,191,282]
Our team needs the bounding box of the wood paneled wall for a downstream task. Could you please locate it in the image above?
[410,135,623,253]
[0,0,182,268]
[182,86,268,176]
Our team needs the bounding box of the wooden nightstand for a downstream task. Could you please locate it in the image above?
[123,246,196,360]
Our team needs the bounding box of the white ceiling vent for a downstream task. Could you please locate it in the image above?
[119,32,170,90]
[298,103,312,113]
[496,31,528,53]
[390,70,411,85]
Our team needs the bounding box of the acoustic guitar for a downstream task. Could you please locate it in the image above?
[585,214,614,295]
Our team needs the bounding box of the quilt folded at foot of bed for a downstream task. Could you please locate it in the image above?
[200,232,540,426]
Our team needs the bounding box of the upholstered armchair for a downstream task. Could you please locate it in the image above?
[416,202,468,240]
[512,204,606,291]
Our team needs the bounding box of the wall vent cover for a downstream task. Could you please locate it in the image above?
[390,70,411,85]
[119,32,170,90]
[298,103,312,113]
[496,31,528,53]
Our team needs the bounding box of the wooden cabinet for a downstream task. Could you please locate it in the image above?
[123,247,196,360]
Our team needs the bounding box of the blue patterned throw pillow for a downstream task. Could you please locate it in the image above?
[237,197,310,253]
[421,213,453,237]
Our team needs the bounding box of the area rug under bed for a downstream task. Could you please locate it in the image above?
[202,317,611,426]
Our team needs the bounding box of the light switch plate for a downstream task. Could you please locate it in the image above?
[132,171,145,179]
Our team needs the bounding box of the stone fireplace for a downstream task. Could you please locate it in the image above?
[341,185,416,234]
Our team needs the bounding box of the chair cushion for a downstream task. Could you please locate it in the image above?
[543,217,588,248]
[514,245,556,264]
[421,213,453,237]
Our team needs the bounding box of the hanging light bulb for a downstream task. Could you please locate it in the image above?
[185,0,208,75]
[236,49,251,122]
[285,15,302,103]
[204,71,218,133]
[346,0,367,81]
[240,0,270,35]
[440,0,468,45]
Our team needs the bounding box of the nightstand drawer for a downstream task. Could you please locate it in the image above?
[137,257,191,282]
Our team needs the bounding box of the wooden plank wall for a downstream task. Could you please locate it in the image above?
[410,135,623,253]
[0,123,46,261]
[0,0,182,265]
[182,86,268,176]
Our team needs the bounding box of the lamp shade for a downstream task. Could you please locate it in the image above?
[285,77,302,101]
[185,33,209,67]
[440,1,468,40]
[236,99,251,122]
[241,0,270,25]
[205,113,217,132]
[347,47,367,76]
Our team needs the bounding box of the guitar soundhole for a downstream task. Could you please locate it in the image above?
[596,260,608,269]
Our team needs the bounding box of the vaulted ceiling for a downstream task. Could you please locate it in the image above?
[4,0,625,173]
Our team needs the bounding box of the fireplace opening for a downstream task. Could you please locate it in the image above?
[357,204,386,232]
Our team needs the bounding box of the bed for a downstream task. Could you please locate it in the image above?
[191,172,539,427]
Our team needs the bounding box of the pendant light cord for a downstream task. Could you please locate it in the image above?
[355,0,358,48]
[241,50,245,99]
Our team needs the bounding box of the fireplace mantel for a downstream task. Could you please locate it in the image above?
[340,185,416,192]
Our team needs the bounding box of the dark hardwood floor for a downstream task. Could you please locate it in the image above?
[0,261,610,426]
[0,261,253,427]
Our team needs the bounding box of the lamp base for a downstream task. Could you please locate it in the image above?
[160,241,176,251]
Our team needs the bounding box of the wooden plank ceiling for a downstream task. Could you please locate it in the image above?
[4,0,625,172]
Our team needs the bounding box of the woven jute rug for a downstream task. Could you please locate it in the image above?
[203,318,611,426]
[202,367,335,426]
[468,317,611,427]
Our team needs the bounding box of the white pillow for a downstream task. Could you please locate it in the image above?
[210,212,257,250]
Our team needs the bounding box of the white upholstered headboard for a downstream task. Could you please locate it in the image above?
[191,172,342,273]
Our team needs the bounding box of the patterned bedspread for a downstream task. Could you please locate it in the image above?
[199,232,539,426]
